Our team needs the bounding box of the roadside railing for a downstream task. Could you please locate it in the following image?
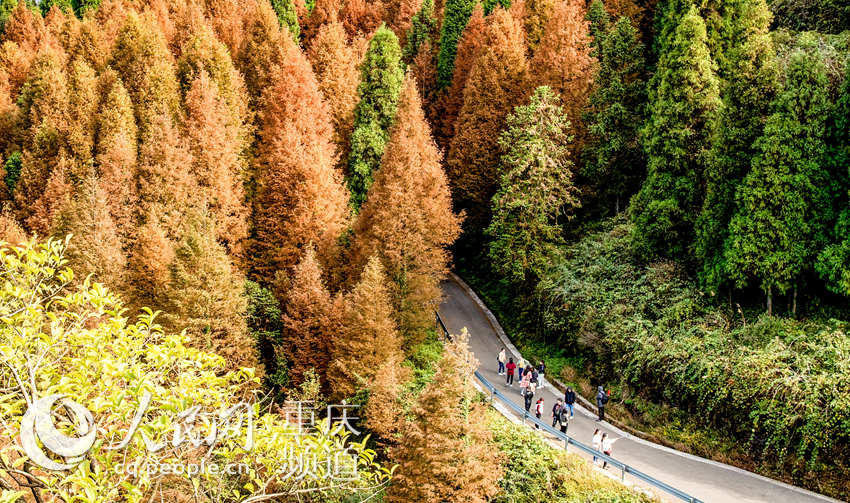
[436,311,703,503]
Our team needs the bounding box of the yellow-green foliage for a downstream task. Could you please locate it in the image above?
[0,237,391,503]
[488,411,656,503]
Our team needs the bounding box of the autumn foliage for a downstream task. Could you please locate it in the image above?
[351,75,460,346]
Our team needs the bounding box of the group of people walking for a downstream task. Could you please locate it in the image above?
[496,347,617,468]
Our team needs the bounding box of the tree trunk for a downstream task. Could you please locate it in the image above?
[615,196,620,215]
[792,286,797,317]
[766,287,773,317]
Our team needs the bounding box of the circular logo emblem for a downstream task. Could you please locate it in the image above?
[20,394,96,471]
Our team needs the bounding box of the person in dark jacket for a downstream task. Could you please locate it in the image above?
[563,386,576,417]
[551,399,563,427]
[596,386,608,421]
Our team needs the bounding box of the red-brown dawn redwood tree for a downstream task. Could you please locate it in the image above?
[351,75,460,347]
[94,73,137,242]
[251,35,349,283]
[307,21,362,174]
[280,247,343,387]
[445,7,527,232]
[328,255,405,400]
[237,0,288,105]
[434,2,484,151]
[184,70,249,259]
[531,0,594,147]
[388,332,501,502]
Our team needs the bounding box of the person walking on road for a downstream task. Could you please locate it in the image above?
[596,386,609,421]
[592,429,602,464]
[524,380,536,412]
[506,358,516,386]
[497,348,506,375]
[601,433,615,469]
[534,397,544,428]
[563,386,576,417]
[537,361,546,388]
[517,357,525,379]
[558,406,570,433]
[520,367,531,396]
[551,399,563,427]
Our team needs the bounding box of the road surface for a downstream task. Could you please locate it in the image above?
[438,274,843,503]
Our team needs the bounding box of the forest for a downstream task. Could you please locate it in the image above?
[0,0,847,500]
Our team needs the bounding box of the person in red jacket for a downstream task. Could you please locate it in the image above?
[505,358,516,386]
[534,397,544,429]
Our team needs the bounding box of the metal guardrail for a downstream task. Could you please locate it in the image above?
[436,312,703,503]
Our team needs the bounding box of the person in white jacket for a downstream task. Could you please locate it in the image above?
[497,348,506,375]
[592,429,602,465]
[601,434,616,469]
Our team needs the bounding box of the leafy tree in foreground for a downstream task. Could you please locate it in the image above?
[726,50,831,315]
[347,25,404,209]
[352,75,461,347]
[446,7,527,233]
[629,6,719,261]
[388,332,501,502]
[436,0,475,88]
[583,15,646,215]
[487,87,579,284]
[694,0,777,294]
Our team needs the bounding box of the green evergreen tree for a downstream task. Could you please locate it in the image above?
[816,65,850,296]
[3,151,21,195]
[486,87,579,284]
[271,0,300,43]
[694,0,777,294]
[629,6,719,260]
[583,16,645,215]
[403,0,435,62]
[436,0,475,88]
[726,50,831,315]
[71,0,100,17]
[347,25,404,209]
[39,0,72,15]
[586,0,610,58]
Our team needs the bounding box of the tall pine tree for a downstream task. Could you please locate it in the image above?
[629,6,719,260]
[583,15,646,214]
[435,0,475,89]
[694,0,777,294]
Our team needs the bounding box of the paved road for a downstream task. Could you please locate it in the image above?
[439,275,842,503]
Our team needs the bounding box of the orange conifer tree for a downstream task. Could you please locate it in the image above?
[445,7,527,232]
[307,21,362,174]
[388,332,501,502]
[184,70,249,259]
[329,255,405,400]
[251,36,349,282]
[237,0,288,104]
[434,2,484,151]
[54,176,127,292]
[94,73,137,242]
[280,247,342,387]
[530,0,594,146]
[65,57,100,179]
[162,209,258,370]
[340,0,384,39]
[109,11,181,135]
[351,75,460,346]
[523,0,556,50]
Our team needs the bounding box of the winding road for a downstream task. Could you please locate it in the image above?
[438,274,843,503]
